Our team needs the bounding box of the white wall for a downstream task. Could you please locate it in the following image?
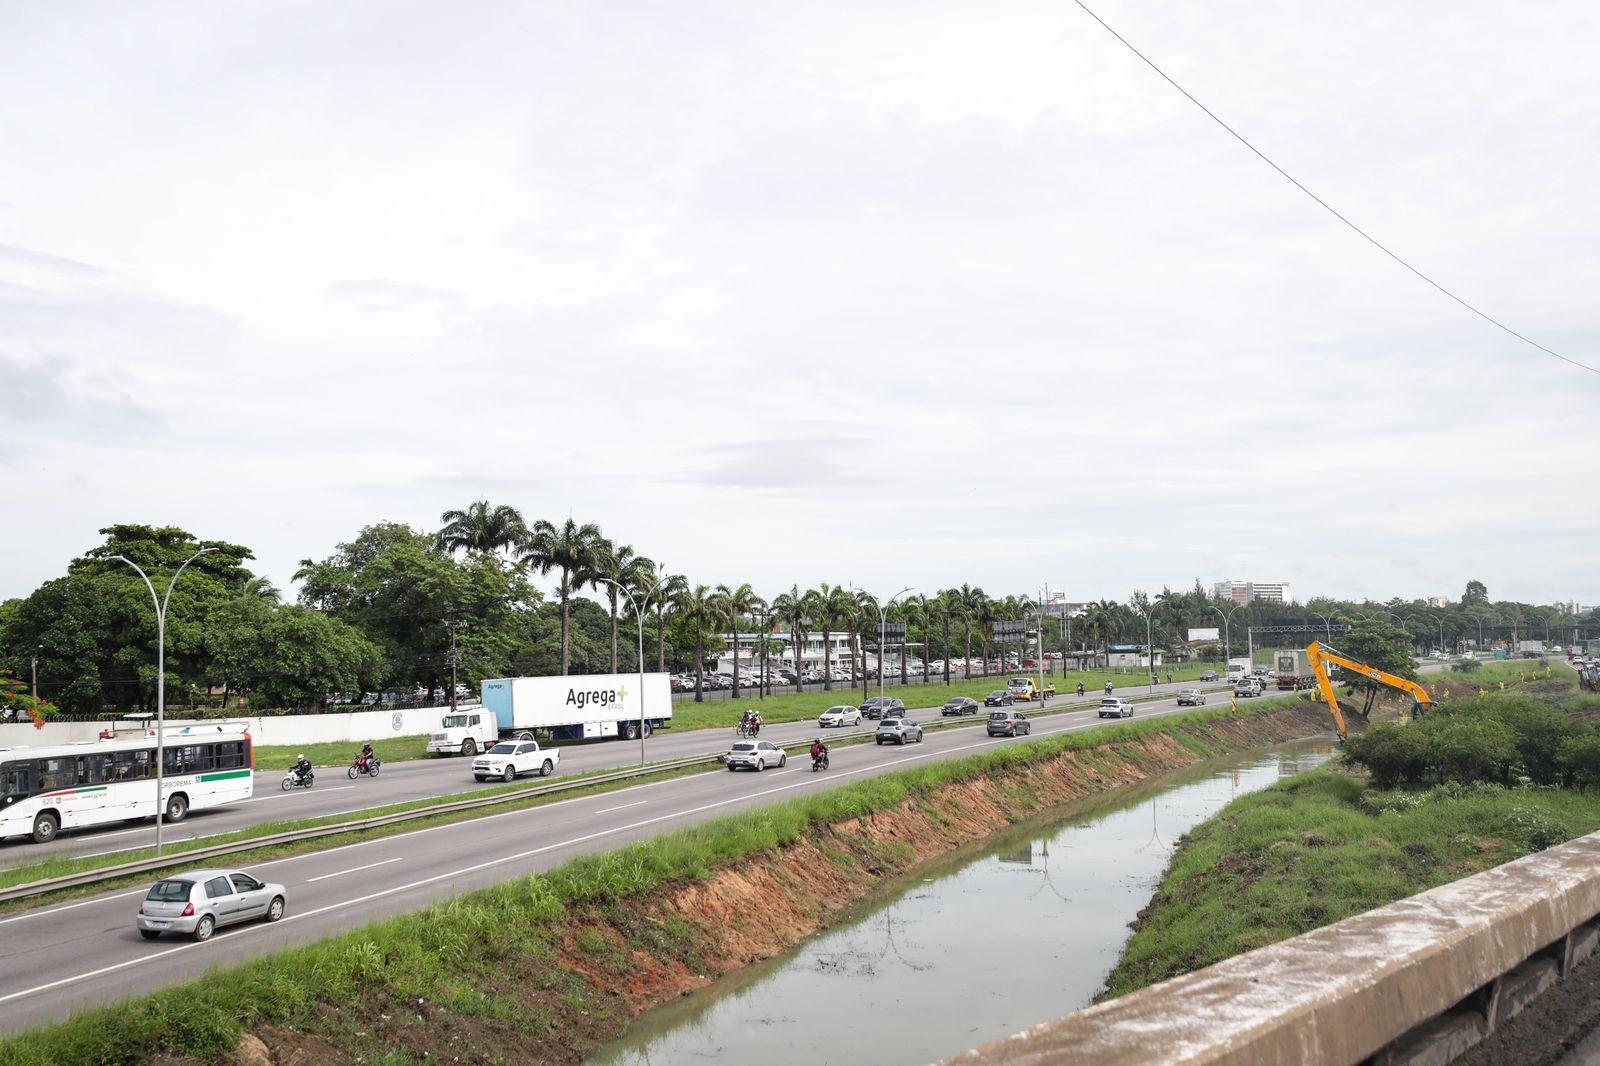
[0,705,457,752]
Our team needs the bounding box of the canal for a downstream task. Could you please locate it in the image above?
[592,738,1335,1065]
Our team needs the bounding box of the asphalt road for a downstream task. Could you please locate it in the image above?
[0,676,1235,870]
[0,681,1298,1035]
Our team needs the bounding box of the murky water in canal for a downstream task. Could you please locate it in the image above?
[590,739,1335,1066]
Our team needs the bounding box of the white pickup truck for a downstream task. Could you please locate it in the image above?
[470,739,561,782]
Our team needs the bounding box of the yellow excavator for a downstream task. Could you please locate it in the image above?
[1306,640,1434,740]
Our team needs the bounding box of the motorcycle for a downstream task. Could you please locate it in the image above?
[348,756,382,779]
[811,750,830,772]
[735,720,762,738]
[281,768,314,791]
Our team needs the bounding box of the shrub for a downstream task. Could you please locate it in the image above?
[1452,659,1483,673]
[1560,733,1600,792]
[1425,717,1519,784]
[1344,724,1429,787]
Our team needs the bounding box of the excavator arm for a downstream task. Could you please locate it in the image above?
[1306,640,1433,740]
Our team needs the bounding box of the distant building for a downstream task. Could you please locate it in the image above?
[1212,581,1292,606]
[1426,596,1451,608]
[1106,644,1165,669]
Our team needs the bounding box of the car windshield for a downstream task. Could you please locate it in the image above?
[731,742,755,751]
[828,707,851,713]
[489,743,517,754]
[147,880,192,902]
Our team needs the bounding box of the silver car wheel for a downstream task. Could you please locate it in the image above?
[266,897,286,923]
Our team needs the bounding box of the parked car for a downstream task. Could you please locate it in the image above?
[987,710,1032,737]
[1098,697,1134,719]
[940,697,981,717]
[984,690,1014,708]
[860,697,905,720]
[137,869,287,941]
[472,740,560,782]
[1200,671,1220,682]
[875,717,925,745]
[1176,688,1207,707]
[819,705,863,728]
[726,740,787,771]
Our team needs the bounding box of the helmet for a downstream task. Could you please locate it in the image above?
[298,754,305,759]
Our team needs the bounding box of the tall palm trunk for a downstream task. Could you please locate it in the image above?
[963,622,972,679]
[609,596,620,674]
[942,618,952,684]
[731,625,741,700]
[823,626,833,691]
[899,637,907,686]
[794,628,805,693]
[560,582,572,676]
[656,603,667,672]
[694,631,704,703]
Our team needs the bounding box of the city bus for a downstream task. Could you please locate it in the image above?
[0,729,254,844]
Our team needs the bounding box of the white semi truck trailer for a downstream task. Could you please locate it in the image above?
[427,673,673,756]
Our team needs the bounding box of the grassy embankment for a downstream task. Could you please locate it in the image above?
[1103,666,1600,999]
[0,701,1325,1065]
[249,662,1223,767]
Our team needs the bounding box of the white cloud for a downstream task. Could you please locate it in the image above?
[1,0,1596,607]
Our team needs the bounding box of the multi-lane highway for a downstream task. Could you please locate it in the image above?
[0,680,1305,1034]
[0,676,1235,870]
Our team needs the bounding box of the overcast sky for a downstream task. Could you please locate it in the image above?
[3,1,1596,609]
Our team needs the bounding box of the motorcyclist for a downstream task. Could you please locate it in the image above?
[1076,682,1085,697]
[1104,681,1113,695]
[810,737,829,769]
[740,709,755,735]
[293,754,312,781]
[750,710,763,736]
[357,742,374,771]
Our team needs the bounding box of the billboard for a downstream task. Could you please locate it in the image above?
[992,619,1028,645]
[1188,627,1221,643]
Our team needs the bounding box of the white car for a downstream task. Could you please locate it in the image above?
[819,705,863,728]
[727,740,787,771]
[472,740,560,782]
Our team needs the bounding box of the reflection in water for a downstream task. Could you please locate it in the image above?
[593,741,1335,1066]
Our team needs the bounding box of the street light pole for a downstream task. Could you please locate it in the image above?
[851,586,913,706]
[1311,611,1333,644]
[111,548,216,857]
[31,646,41,700]
[596,577,648,767]
[1210,605,1241,670]
[444,619,465,714]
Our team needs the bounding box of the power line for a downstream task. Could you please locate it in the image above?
[1071,0,1600,377]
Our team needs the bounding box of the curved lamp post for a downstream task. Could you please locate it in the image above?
[111,548,216,856]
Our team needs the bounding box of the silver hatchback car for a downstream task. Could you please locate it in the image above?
[136,869,287,941]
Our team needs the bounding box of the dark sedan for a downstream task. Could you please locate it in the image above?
[940,697,981,717]
[983,690,1014,708]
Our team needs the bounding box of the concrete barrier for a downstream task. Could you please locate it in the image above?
[0,704,452,750]
[948,829,1600,1066]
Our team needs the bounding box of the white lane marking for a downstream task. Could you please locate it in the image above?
[236,786,355,804]
[594,801,647,815]
[305,857,404,883]
[0,887,148,927]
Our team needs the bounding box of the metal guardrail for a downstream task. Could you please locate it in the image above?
[0,681,1257,906]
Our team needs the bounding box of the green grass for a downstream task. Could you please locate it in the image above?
[668,662,1221,731]
[252,734,430,771]
[0,701,1303,1065]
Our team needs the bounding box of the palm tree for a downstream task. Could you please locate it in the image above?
[932,590,957,684]
[640,564,688,673]
[974,594,997,676]
[717,583,762,700]
[806,585,856,692]
[960,586,989,676]
[518,518,605,675]
[596,544,655,673]
[843,588,874,701]
[673,584,726,702]
[242,575,280,602]
[437,501,527,557]
[771,586,809,694]
[893,594,924,686]
[1086,599,1123,668]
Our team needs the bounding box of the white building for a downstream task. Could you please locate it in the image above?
[713,631,856,675]
[1213,581,1292,606]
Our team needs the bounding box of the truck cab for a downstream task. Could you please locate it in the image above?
[1007,677,1038,702]
[427,706,497,757]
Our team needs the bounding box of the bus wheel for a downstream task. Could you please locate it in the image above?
[165,794,189,823]
[31,812,59,844]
